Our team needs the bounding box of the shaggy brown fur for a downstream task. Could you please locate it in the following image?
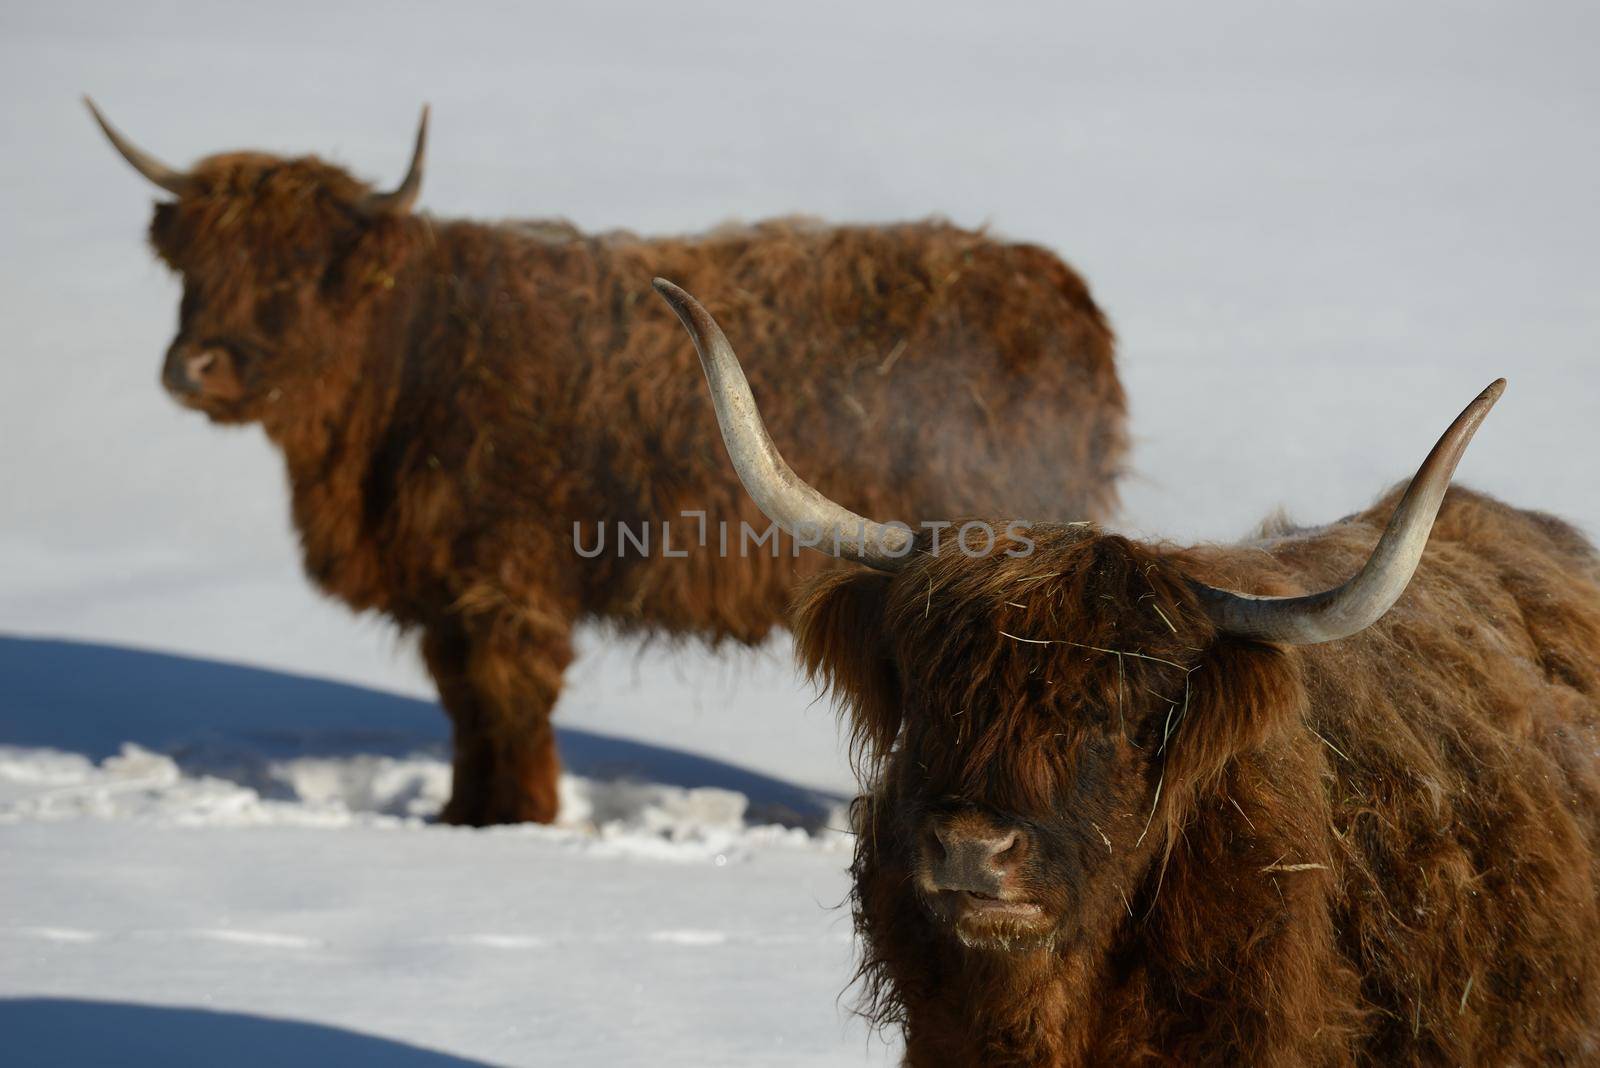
[112,141,1125,824]
[794,486,1600,1065]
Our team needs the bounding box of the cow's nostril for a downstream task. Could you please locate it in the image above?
[186,351,218,379]
[925,816,1030,896]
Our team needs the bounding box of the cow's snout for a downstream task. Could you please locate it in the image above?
[163,339,244,403]
[924,813,1028,896]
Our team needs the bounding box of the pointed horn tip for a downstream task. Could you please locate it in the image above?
[652,277,688,302]
[82,95,109,127]
[1458,377,1506,427]
[651,278,705,326]
[652,280,727,348]
[81,95,124,143]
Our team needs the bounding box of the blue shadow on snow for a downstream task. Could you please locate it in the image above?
[0,635,842,828]
[0,998,499,1068]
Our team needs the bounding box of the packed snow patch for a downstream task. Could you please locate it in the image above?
[0,743,850,863]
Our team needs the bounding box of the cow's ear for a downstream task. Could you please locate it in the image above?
[1161,638,1304,813]
[791,568,901,765]
[148,201,182,268]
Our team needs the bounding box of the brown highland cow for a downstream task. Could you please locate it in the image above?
[659,279,1600,1066]
[86,102,1126,826]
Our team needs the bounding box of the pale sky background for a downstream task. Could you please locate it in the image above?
[1,0,1596,790]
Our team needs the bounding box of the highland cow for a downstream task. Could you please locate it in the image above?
[87,101,1126,826]
[658,279,1600,1066]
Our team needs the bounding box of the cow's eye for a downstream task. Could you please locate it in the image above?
[179,284,201,325]
[255,291,295,336]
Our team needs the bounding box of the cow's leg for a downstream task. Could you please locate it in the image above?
[421,608,574,826]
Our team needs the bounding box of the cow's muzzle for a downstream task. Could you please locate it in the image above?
[919,811,1050,948]
[927,815,1022,897]
[163,339,245,405]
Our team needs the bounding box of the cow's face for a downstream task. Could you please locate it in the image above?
[880,718,1160,957]
[146,153,404,425]
[797,526,1254,957]
[87,102,426,426]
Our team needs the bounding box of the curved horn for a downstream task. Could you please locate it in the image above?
[83,96,194,196]
[360,105,429,216]
[1192,378,1506,645]
[653,278,914,571]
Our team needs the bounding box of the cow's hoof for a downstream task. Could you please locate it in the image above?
[440,792,557,827]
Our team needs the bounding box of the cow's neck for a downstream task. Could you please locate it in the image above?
[260,323,400,615]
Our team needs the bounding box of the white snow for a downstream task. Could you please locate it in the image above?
[1,0,1597,1064]
[0,818,874,1067]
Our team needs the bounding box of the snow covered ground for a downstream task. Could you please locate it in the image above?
[1,1,1597,1064]
[1,800,868,1067]
[0,637,875,1066]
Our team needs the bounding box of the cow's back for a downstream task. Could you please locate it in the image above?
[1187,487,1600,1061]
[448,216,1125,641]
[603,218,1123,519]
